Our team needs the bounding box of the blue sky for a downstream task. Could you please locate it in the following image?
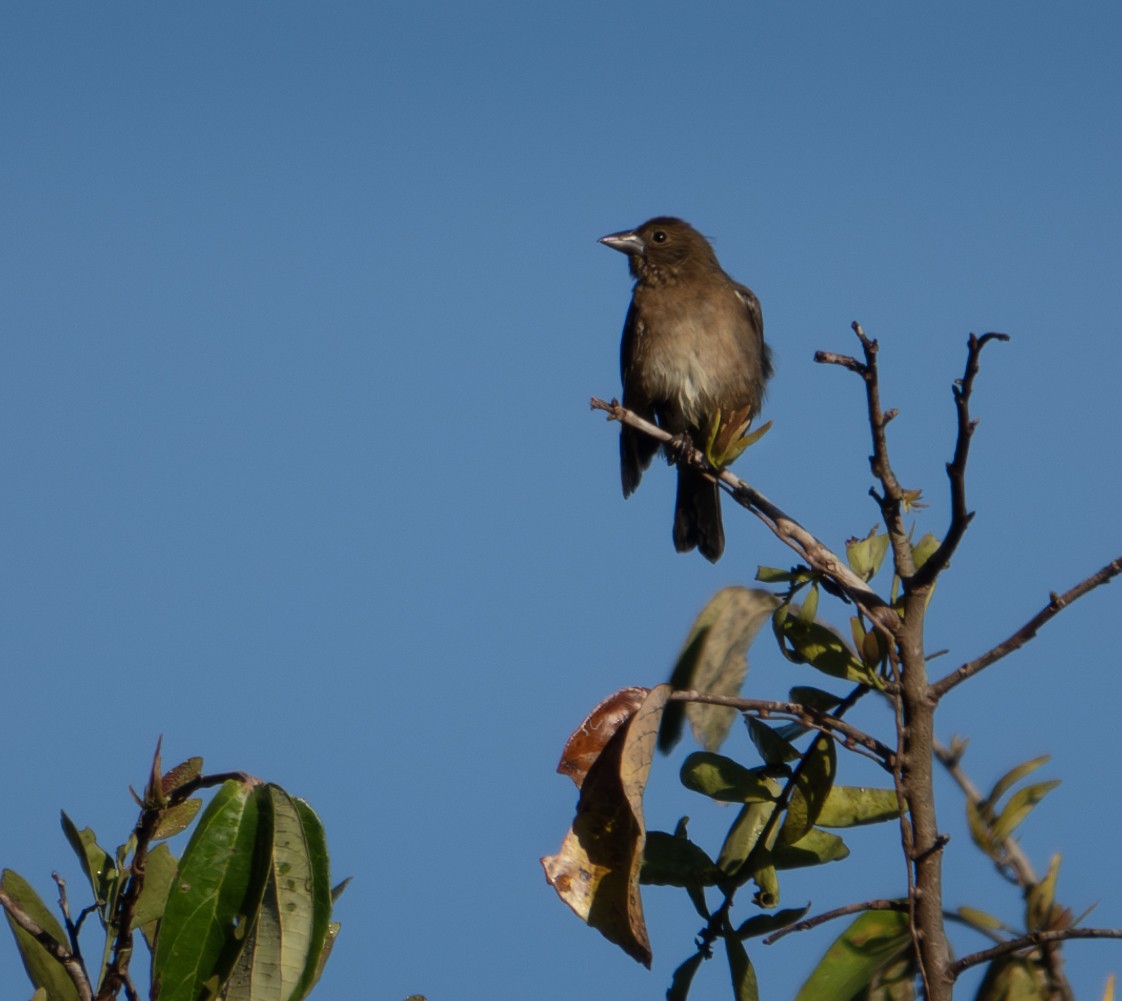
[2,3,1121,999]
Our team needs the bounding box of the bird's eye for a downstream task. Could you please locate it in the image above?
[652,230,667,243]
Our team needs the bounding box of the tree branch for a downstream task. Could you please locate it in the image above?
[953,928,1122,977]
[910,331,1009,591]
[816,322,913,580]
[762,898,907,944]
[932,556,1122,699]
[590,396,898,634]
[0,887,93,1001]
[669,690,895,769]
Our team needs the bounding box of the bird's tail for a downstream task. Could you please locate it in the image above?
[673,468,723,562]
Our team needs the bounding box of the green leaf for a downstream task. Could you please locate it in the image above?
[680,752,783,804]
[747,720,801,765]
[59,812,118,924]
[779,736,836,845]
[153,799,203,841]
[816,786,899,828]
[0,869,81,1001]
[133,842,177,933]
[216,786,334,1001]
[773,610,879,687]
[1026,854,1062,933]
[749,863,779,908]
[799,585,820,623]
[725,932,760,1001]
[910,533,940,572]
[788,687,842,712]
[756,566,803,584]
[770,828,850,869]
[846,530,890,582]
[956,906,1007,934]
[659,587,780,754]
[983,756,1050,813]
[794,908,911,1001]
[717,802,777,875]
[640,831,720,888]
[974,956,1050,1001]
[667,952,705,1001]
[991,780,1061,842]
[153,778,273,1001]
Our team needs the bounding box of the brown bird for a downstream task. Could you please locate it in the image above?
[600,217,772,562]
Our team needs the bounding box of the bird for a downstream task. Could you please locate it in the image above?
[599,216,772,562]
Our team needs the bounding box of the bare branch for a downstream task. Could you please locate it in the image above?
[932,556,1122,699]
[953,928,1122,977]
[816,322,914,579]
[910,332,1009,591]
[669,690,895,769]
[0,887,93,1001]
[590,396,898,634]
[762,898,907,944]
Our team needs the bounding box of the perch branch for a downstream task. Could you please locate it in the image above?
[762,898,907,944]
[590,396,897,634]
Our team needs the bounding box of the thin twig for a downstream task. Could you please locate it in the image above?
[910,332,1009,591]
[932,556,1122,699]
[762,898,907,944]
[953,929,1122,977]
[817,322,914,579]
[590,396,898,634]
[669,691,894,769]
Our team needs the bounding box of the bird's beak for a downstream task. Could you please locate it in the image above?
[598,230,644,256]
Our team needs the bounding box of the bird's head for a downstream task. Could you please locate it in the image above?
[598,216,721,283]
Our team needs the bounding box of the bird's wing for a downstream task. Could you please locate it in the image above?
[733,281,773,382]
[618,299,659,496]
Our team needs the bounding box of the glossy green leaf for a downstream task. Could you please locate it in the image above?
[1,869,80,1001]
[779,736,836,846]
[794,908,911,1001]
[153,778,272,1001]
[59,812,118,922]
[659,587,779,754]
[816,786,898,828]
[725,931,760,1001]
[770,828,849,869]
[680,752,783,804]
[991,780,1060,842]
[983,756,1050,812]
[304,922,340,998]
[641,831,720,888]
